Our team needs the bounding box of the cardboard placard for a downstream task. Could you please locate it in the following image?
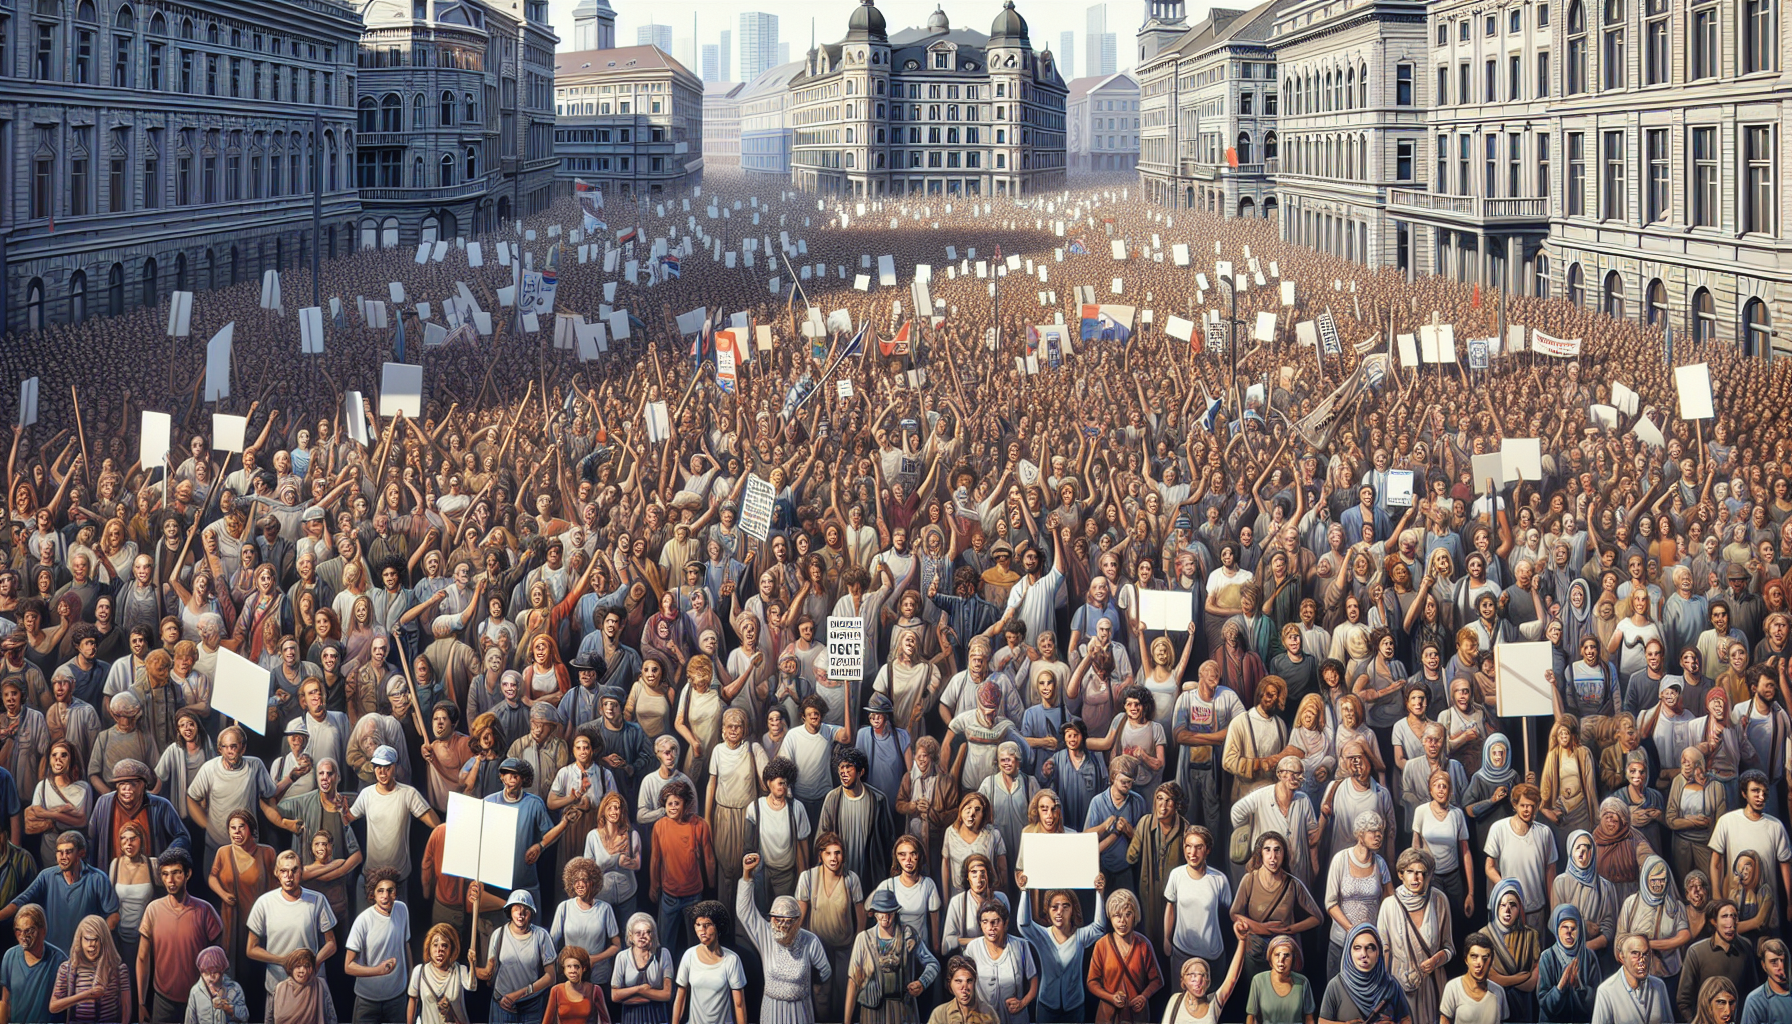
[203,322,234,401]
[139,411,171,472]
[440,791,519,890]
[825,616,866,678]
[16,378,37,428]
[1495,641,1556,717]
[1137,590,1193,631]
[212,413,248,454]
[1675,363,1714,419]
[213,646,273,735]
[1018,832,1101,889]
[741,475,777,541]
[378,363,423,419]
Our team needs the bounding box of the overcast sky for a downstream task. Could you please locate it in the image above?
[547,0,1212,76]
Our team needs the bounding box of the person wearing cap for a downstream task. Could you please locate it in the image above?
[88,757,191,864]
[844,885,942,1024]
[943,678,1032,794]
[738,852,832,1024]
[470,889,557,1024]
[488,756,576,907]
[344,742,439,888]
[594,683,654,812]
[1641,674,1698,775]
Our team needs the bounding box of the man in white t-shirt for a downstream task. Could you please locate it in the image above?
[246,850,339,992]
[1483,782,1558,929]
[782,695,847,825]
[1708,769,1792,920]
[1161,825,1232,973]
[344,867,411,1023]
[345,745,440,882]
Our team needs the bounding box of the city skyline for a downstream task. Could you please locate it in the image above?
[547,0,1151,72]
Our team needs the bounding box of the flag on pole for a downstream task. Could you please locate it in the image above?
[879,320,909,358]
[841,321,869,360]
[659,254,681,280]
[1069,237,1089,255]
[617,227,639,246]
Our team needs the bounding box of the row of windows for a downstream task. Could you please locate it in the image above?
[357,91,480,132]
[1281,63,1406,115]
[357,44,485,72]
[552,126,665,144]
[353,148,479,188]
[1557,267,1768,353]
[1563,125,1775,233]
[27,135,344,220]
[1438,3,1549,43]
[1564,0,1775,92]
[1438,52,1549,106]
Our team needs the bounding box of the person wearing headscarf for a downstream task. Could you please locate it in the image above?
[737,854,832,1024]
[185,944,249,1024]
[1553,829,1622,970]
[1538,903,1603,1022]
[1617,855,1694,986]
[1594,796,1657,907]
[1460,733,1516,854]
[1375,849,1450,1024]
[1318,923,1412,1024]
[1484,878,1542,1020]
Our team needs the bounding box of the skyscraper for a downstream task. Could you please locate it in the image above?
[637,23,673,52]
[720,30,733,82]
[740,12,780,82]
[1060,31,1076,79]
[1086,4,1116,76]
[702,44,720,82]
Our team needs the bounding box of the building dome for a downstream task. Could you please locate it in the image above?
[847,0,888,41]
[990,0,1028,42]
[926,5,949,34]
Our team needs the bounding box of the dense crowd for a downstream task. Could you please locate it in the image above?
[0,170,1786,1024]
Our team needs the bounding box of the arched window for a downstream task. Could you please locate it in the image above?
[203,248,214,291]
[441,90,455,126]
[465,93,477,122]
[357,98,377,133]
[413,157,423,187]
[1359,62,1368,107]
[380,217,399,248]
[1744,297,1771,357]
[1602,0,1625,90]
[107,263,123,316]
[439,154,454,186]
[465,147,476,180]
[25,279,43,332]
[1602,270,1624,318]
[68,270,86,322]
[1567,262,1584,306]
[1323,71,1332,111]
[1345,67,1355,109]
[1236,131,1252,164]
[380,94,402,132]
[1693,287,1716,343]
[421,215,439,244]
[141,257,157,307]
[1567,0,1588,93]
[1264,131,1278,160]
[414,94,427,129]
[1645,279,1667,326]
[175,251,187,292]
[1534,253,1550,298]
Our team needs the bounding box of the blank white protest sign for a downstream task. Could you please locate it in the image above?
[379,363,423,419]
[440,791,519,890]
[213,646,273,735]
[1496,641,1556,718]
[1018,833,1101,889]
[1676,363,1714,419]
[1137,590,1193,631]
[212,414,248,454]
[139,412,171,472]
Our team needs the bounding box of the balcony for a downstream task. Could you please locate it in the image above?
[358,133,407,147]
[358,178,492,202]
[1177,159,1274,179]
[1388,188,1548,223]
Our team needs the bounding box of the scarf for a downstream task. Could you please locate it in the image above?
[1562,579,1595,654]
[1566,831,1599,888]
[271,977,327,1024]
[1393,881,1429,914]
[1475,734,1517,788]
[1539,903,1602,994]
[1594,797,1641,883]
[1486,879,1539,976]
[1638,856,1675,909]
[1340,923,1404,1017]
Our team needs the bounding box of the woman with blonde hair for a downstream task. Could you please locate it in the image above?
[1538,714,1599,836]
[407,922,475,1024]
[585,790,643,915]
[1287,693,1336,806]
[47,914,130,1022]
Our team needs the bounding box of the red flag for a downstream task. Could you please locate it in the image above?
[881,320,910,357]
[1472,283,1482,308]
[1190,324,1204,355]
[1226,147,1239,168]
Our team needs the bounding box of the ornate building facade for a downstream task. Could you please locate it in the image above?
[1067,70,1139,173]
[787,0,1067,198]
[552,44,704,197]
[3,0,364,332]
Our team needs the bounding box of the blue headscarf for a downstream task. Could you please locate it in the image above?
[1539,903,1601,991]
[1340,923,1407,1020]
[1566,830,1598,888]
[1639,855,1675,908]
[1476,733,1517,787]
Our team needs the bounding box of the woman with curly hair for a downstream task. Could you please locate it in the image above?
[551,857,623,1004]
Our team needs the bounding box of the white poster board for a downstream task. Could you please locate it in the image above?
[1675,363,1714,419]
[213,646,273,735]
[203,322,234,401]
[825,616,866,678]
[1495,641,1556,718]
[139,412,171,472]
[440,791,519,890]
[741,475,777,541]
[378,363,423,419]
[1502,438,1543,481]
[1136,590,1192,632]
[212,414,248,454]
[15,378,37,428]
[1387,470,1415,508]
[1018,832,1101,889]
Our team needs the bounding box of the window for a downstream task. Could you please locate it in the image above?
[1691,126,1717,226]
[441,90,454,125]
[1510,9,1522,32]
[109,150,125,212]
[1538,132,1551,200]
[1746,125,1775,234]
[1459,20,1470,41]
[1646,128,1668,222]
[1396,64,1412,105]
[1567,1,1587,93]
[380,94,401,133]
[1745,0,1774,73]
[148,42,162,89]
[1540,4,1551,26]
[1646,279,1667,326]
[1509,132,1522,196]
[144,130,160,208]
[357,98,376,133]
[1645,0,1669,83]
[1397,140,1414,181]
[933,51,948,69]
[1602,0,1625,90]
[1509,55,1521,99]
[35,22,55,79]
[1535,254,1550,297]
[1602,130,1625,219]
[75,27,93,83]
[1486,14,1497,35]
[1567,131,1585,215]
[1485,134,1497,195]
[1459,133,1471,194]
[1537,51,1549,96]
[1485,59,1497,101]
[1437,134,1449,191]
[1567,262,1585,306]
[31,152,52,220]
[1745,298,1772,356]
[1603,271,1625,318]
[1690,0,1718,80]
[1437,22,1448,44]
[1436,66,1448,106]
[1458,62,1469,105]
[70,150,89,217]
[1693,287,1716,343]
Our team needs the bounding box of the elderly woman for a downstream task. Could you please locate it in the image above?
[1084,886,1164,1023]
[1551,830,1621,964]
[737,853,832,1024]
[1666,746,1727,885]
[613,912,676,1024]
[1376,849,1452,1024]
[1594,795,1658,907]
[1616,855,1693,984]
[1485,878,1542,1020]
[1537,903,1602,1022]
[1324,810,1394,976]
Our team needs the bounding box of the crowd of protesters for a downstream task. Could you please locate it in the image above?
[0,170,1785,1024]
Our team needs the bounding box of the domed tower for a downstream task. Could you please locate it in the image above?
[988,0,1030,196]
[925,5,950,36]
[843,0,890,194]
[571,0,616,51]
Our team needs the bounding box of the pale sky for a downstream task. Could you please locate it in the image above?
[547,0,1215,76]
